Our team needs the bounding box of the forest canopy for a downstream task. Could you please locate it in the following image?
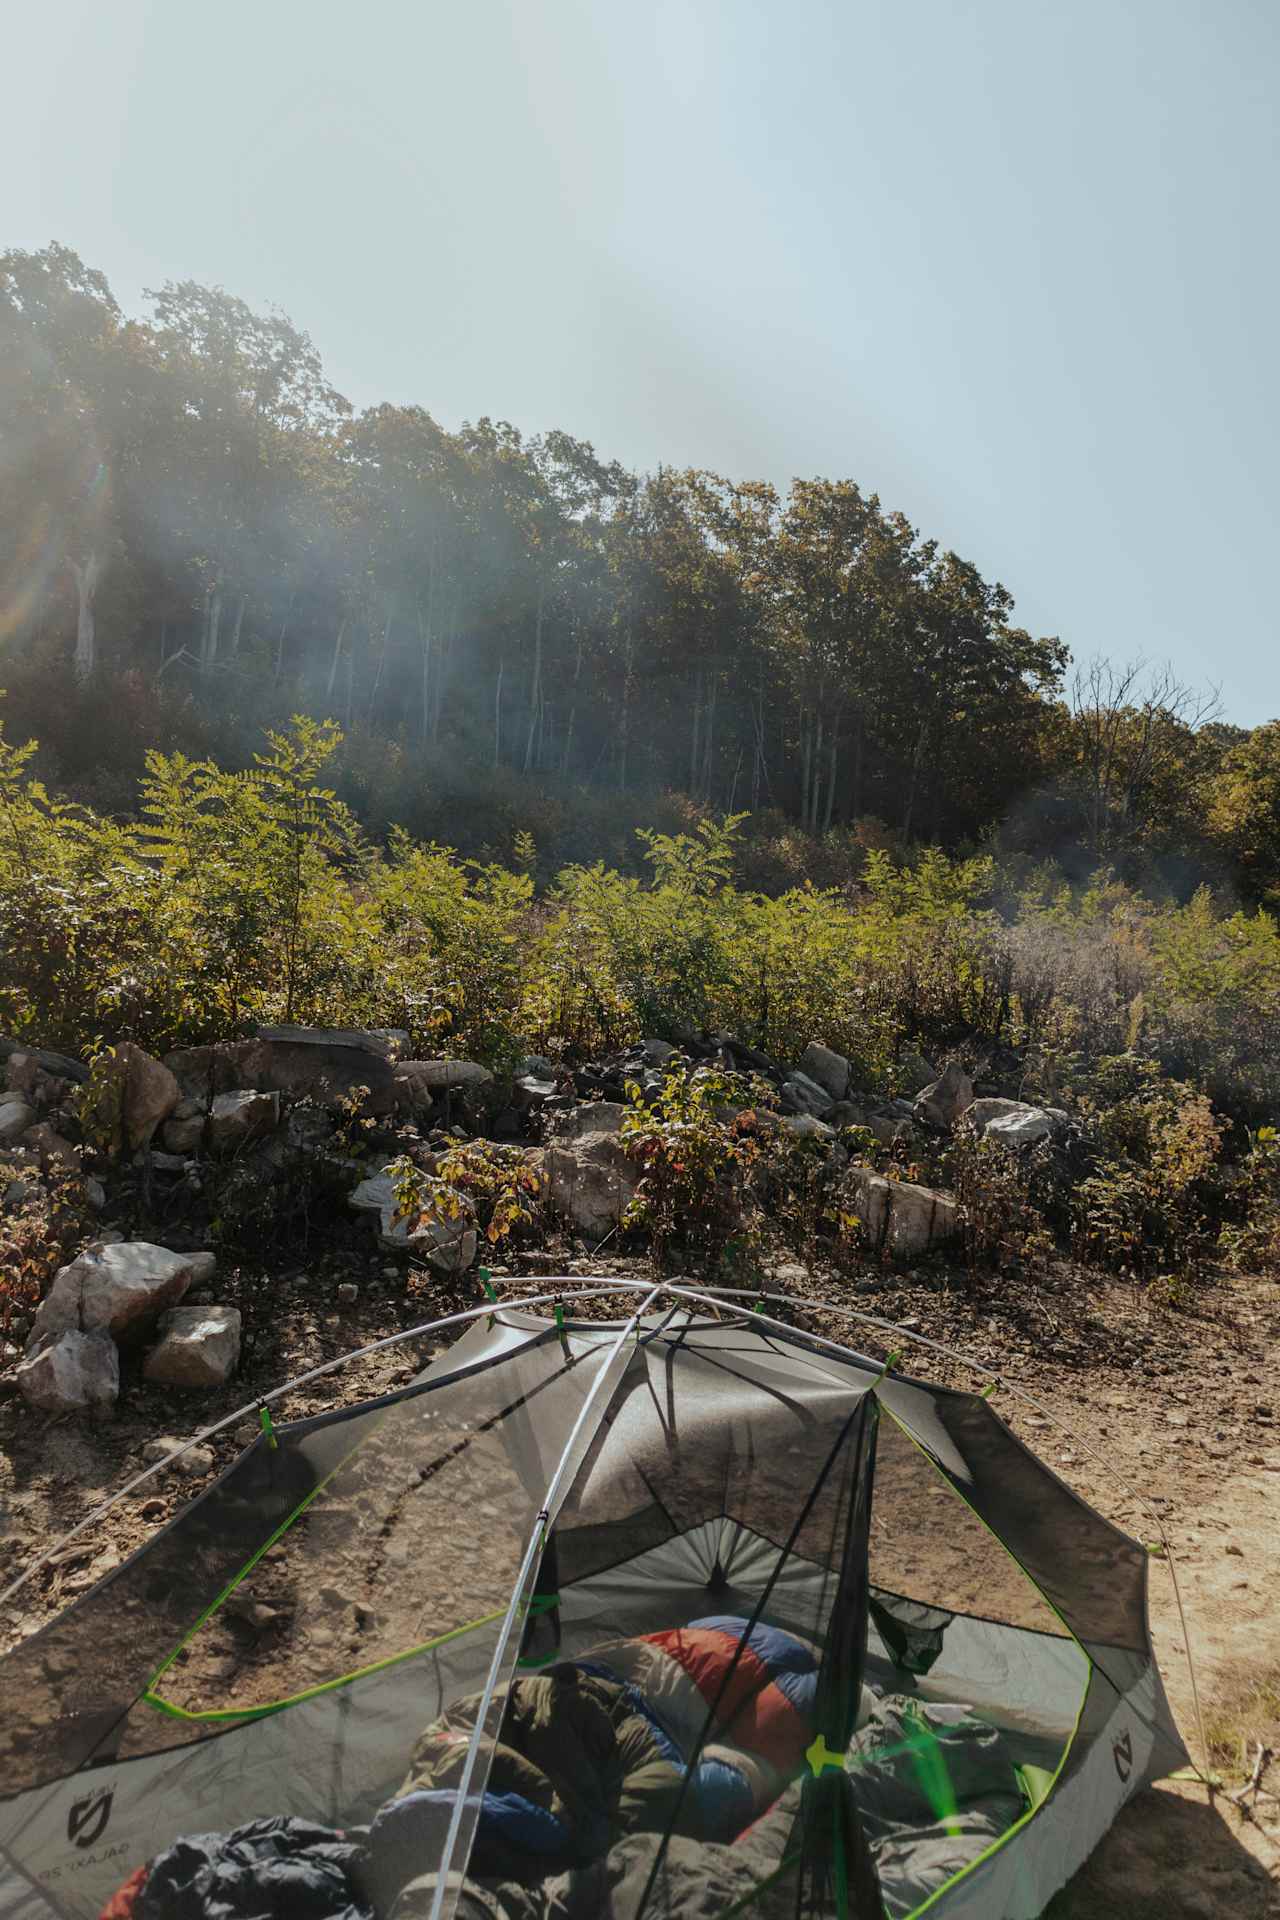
[0,242,1269,898]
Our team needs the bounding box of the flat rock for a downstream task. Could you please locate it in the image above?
[255,1025,407,1059]
[0,1037,88,1084]
[16,1330,118,1415]
[396,1059,494,1093]
[27,1242,196,1353]
[796,1043,851,1102]
[145,1305,242,1388]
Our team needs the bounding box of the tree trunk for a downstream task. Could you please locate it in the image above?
[618,626,633,790]
[701,676,717,803]
[68,553,101,680]
[229,596,247,657]
[800,705,811,829]
[325,616,348,702]
[810,710,824,832]
[493,659,504,768]
[524,579,545,774]
[689,672,702,794]
[823,720,839,834]
[368,614,392,725]
[902,720,928,842]
[273,592,294,685]
[202,587,222,673]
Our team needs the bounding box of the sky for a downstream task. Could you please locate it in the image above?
[6,0,1277,721]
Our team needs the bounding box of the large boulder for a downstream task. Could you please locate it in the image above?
[144,1305,242,1388]
[914,1062,974,1131]
[85,1043,181,1153]
[165,1031,399,1115]
[256,1024,406,1058]
[848,1169,961,1262]
[349,1167,478,1270]
[207,1089,281,1152]
[550,1102,625,1142]
[16,1329,119,1414]
[544,1106,637,1241]
[27,1242,196,1353]
[796,1043,851,1102]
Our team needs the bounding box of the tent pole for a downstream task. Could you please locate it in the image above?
[427,1284,663,1920]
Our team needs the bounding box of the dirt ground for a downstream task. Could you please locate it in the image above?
[1,1240,1277,1918]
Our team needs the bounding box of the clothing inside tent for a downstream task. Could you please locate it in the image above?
[0,1291,1186,1920]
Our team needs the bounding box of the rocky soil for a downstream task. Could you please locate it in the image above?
[0,1023,1277,1916]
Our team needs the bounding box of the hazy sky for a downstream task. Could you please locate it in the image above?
[7,0,1277,719]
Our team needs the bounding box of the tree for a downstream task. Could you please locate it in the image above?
[1068,658,1221,861]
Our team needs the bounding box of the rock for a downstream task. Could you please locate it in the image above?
[144,1305,242,1387]
[914,1062,975,1130]
[966,1097,1031,1131]
[0,1037,88,1084]
[19,1123,79,1175]
[349,1167,478,1269]
[828,1101,871,1130]
[544,1110,638,1241]
[162,1111,205,1154]
[141,1436,215,1477]
[27,1241,197,1353]
[4,1053,39,1096]
[207,1089,280,1151]
[550,1102,626,1141]
[186,1250,217,1285]
[971,1101,1070,1146]
[336,1282,358,1306]
[95,1042,183,1153]
[866,1107,914,1147]
[84,1177,106,1210]
[397,1059,494,1093]
[848,1168,961,1262]
[783,1113,836,1141]
[0,1097,36,1143]
[796,1043,850,1102]
[511,1073,556,1115]
[146,1149,191,1173]
[896,1051,938,1096]
[641,1039,677,1067]
[256,1024,406,1059]
[779,1073,833,1119]
[16,1330,118,1414]
[168,1033,398,1115]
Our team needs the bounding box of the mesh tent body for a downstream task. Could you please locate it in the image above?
[0,1292,1185,1920]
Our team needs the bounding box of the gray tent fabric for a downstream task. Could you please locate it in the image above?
[0,1294,1186,1920]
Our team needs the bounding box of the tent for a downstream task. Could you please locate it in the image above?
[0,1282,1187,1920]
